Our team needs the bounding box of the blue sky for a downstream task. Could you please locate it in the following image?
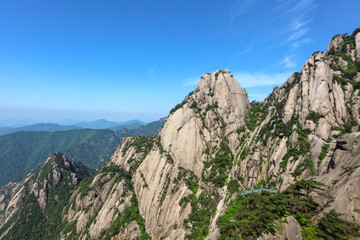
[1,0,359,124]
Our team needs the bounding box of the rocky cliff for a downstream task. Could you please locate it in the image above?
[0,153,94,239]
[1,29,360,240]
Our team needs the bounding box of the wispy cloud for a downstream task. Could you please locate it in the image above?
[286,0,316,17]
[233,71,292,88]
[182,77,200,87]
[290,19,311,31]
[288,28,309,42]
[274,0,316,47]
[227,0,258,29]
[146,67,155,77]
[290,38,312,49]
[281,56,296,68]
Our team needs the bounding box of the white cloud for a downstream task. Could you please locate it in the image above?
[291,19,311,31]
[286,0,316,17]
[182,77,200,87]
[147,67,155,77]
[233,71,292,88]
[290,38,312,48]
[274,0,316,47]
[288,28,309,42]
[282,56,296,68]
[290,41,300,49]
[277,19,311,36]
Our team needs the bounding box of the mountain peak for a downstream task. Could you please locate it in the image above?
[196,69,249,125]
[327,28,360,54]
[327,33,349,52]
[43,152,68,165]
[158,69,250,177]
[0,153,94,236]
[39,152,94,188]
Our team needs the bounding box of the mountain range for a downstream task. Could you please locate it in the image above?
[1,29,360,239]
[0,119,148,136]
[73,119,147,129]
[0,119,165,187]
[0,123,81,136]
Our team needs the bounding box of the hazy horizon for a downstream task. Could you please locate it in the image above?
[0,106,162,127]
[0,114,156,128]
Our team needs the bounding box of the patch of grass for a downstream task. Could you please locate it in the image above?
[306,112,323,124]
[318,144,329,166]
[247,101,268,131]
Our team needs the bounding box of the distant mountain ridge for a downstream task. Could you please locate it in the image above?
[0,119,151,136]
[0,118,165,187]
[73,119,146,129]
[0,123,81,136]
[109,122,144,131]
[129,117,166,136]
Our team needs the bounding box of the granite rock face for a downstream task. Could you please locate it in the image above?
[0,153,93,237]
[316,132,360,223]
[129,69,250,239]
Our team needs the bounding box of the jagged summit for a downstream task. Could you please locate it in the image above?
[195,69,249,128]
[43,152,69,166]
[159,69,250,175]
[0,153,94,237]
[266,28,360,140]
[40,152,95,188]
[327,28,360,57]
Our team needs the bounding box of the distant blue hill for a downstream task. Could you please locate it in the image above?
[0,119,151,136]
[109,122,144,131]
[74,119,146,129]
[118,119,147,125]
[0,123,81,136]
[115,117,166,137]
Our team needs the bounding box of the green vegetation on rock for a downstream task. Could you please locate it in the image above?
[203,141,233,187]
[307,112,323,124]
[247,101,268,131]
[0,153,94,239]
[184,192,217,240]
[218,180,360,240]
[173,167,199,193]
[102,192,151,240]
